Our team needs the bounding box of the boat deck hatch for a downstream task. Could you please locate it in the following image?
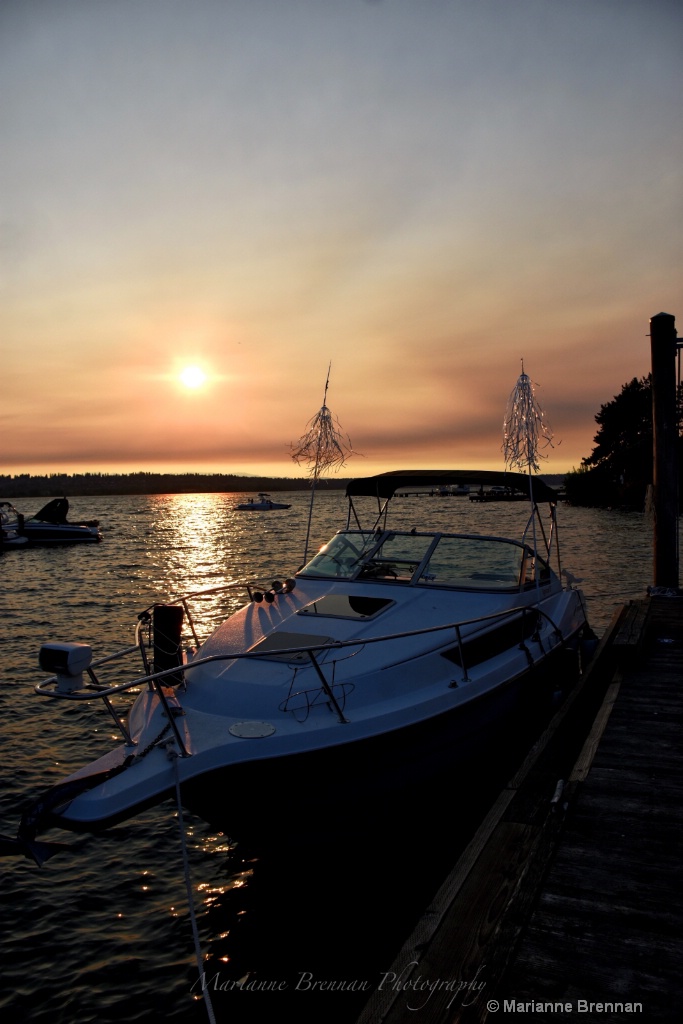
[249,631,333,662]
[298,595,393,620]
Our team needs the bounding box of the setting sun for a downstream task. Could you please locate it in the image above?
[179,365,207,389]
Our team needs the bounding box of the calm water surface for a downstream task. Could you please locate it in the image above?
[0,491,656,1023]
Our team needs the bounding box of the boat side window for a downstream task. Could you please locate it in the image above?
[420,536,524,589]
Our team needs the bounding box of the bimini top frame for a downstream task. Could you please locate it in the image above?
[343,469,561,577]
[345,469,558,503]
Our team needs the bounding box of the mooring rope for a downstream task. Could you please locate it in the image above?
[171,751,217,1024]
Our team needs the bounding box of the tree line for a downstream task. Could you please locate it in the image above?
[0,472,349,499]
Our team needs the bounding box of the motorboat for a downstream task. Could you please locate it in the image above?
[0,504,29,549]
[25,497,102,543]
[234,492,291,511]
[2,498,102,544]
[5,469,590,859]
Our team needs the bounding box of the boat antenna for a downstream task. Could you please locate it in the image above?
[290,363,359,564]
[502,362,556,579]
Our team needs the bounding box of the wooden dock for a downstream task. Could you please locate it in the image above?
[356,595,683,1023]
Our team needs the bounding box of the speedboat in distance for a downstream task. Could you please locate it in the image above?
[234,492,292,511]
[8,469,590,858]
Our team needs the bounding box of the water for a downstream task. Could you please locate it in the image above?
[0,491,656,1023]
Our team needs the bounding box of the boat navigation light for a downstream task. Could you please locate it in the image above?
[39,643,93,693]
[252,579,297,604]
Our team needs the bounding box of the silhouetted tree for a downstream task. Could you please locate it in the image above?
[565,375,683,508]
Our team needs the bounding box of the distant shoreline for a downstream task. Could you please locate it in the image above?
[1,470,568,499]
[0,472,349,499]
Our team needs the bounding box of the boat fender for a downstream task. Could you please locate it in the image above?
[580,631,599,665]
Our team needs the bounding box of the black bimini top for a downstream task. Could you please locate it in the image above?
[345,470,558,504]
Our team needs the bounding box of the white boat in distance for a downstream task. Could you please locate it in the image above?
[234,492,292,511]
[8,469,590,859]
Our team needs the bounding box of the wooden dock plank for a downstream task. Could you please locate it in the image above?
[496,597,683,1021]
[354,598,683,1024]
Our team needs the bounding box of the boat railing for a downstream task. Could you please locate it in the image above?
[134,578,272,649]
[35,598,566,733]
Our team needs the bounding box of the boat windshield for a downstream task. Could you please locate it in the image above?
[300,531,548,590]
[300,532,379,579]
[419,535,536,589]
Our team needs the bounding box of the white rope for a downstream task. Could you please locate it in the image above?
[171,753,217,1024]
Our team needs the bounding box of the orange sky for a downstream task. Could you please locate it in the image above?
[2,1,682,480]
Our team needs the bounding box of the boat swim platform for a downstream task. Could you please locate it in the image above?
[355,595,683,1024]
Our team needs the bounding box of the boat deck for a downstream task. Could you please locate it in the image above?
[355,595,683,1023]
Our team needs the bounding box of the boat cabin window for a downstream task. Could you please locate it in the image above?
[298,595,394,620]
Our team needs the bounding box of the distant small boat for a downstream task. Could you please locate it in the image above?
[234,492,291,511]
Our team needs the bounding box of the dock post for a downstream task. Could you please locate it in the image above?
[650,311,679,590]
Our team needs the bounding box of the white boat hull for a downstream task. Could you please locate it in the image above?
[16,469,592,849]
[32,584,586,837]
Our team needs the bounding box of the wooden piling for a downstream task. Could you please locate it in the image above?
[650,312,679,590]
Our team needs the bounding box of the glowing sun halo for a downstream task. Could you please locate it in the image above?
[179,365,207,389]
